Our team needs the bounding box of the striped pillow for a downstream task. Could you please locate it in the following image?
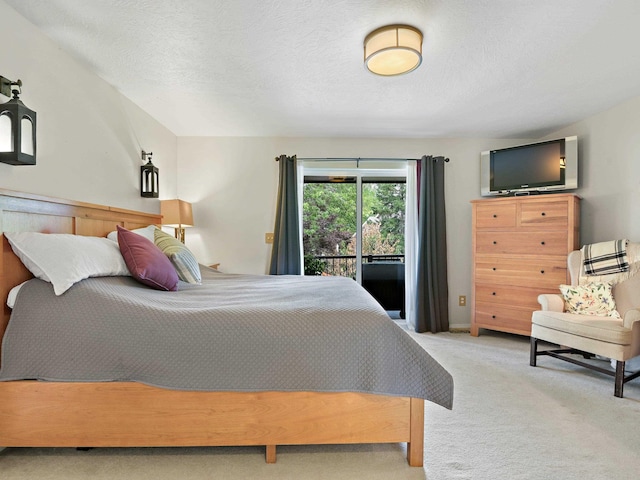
[154,229,202,284]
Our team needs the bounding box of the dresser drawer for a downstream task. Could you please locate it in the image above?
[476,231,568,255]
[474,284,558,310]
[475,255,567,289]
[519,201,569,228]
[474,303,533,335]
[475,203,517,229]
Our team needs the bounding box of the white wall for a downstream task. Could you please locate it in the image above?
[178,136,531,329]
[178,95,640,329]
[543,95,640,244]
[0,1,177,213]
[10,0,639,330]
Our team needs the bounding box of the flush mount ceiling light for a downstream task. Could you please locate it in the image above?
[364,24,423,76]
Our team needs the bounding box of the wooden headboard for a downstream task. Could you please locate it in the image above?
[0,189,162,341]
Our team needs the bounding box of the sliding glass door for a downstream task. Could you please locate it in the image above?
[301,162,407,316]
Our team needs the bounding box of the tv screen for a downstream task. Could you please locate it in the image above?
[480,136,577,196]
[491,140,565,191]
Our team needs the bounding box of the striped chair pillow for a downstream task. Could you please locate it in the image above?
[154,228,202,284]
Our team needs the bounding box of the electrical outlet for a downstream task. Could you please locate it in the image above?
[458,295,466,307]
[265,232,274,244]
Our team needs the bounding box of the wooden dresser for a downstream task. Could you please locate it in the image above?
[470,194,580,336]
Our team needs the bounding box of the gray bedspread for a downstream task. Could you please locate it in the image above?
[0,267,453,409]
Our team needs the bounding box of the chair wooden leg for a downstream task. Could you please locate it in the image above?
[614,361,625,398]
[530,337,538,367]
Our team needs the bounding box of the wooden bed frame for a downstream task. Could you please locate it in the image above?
[0,189,425,466]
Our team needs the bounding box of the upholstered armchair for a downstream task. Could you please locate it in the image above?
[530,250,640,397]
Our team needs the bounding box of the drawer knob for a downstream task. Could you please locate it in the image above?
[493,214,497,218]
[492,315,496,319]
[540,270,545,274]
[541,212,546,216]
[492,267,496,271]
[541,241,545,245]
[493,241,497,245]
[492,292,496,296]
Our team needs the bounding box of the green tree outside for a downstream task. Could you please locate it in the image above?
[364,183,406,254]
[303,180,406,275]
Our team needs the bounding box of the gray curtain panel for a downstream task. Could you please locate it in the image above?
[269,154,302,275]
[415,155,449,333]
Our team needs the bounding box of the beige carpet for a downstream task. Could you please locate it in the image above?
[1,330,638,480]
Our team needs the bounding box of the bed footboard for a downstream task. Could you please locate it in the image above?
[0,382,424,466]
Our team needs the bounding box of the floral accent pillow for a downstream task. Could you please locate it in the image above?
[559,283,620,318]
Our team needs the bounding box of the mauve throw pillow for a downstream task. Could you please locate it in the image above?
[117,225,179,291]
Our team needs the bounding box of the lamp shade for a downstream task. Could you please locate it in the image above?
[161,199,194,228]
[364,25,423,76]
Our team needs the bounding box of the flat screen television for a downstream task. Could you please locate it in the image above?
[480,136,578,196]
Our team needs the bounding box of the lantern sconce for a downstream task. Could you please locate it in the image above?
[0,76,37,166]
[140,150,159,198]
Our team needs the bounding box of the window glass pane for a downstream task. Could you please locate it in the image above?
[361,179,406,319]
[21,117,33,155]
[361,181,406,259]
[302,181,356,278]
[0,113,12,152]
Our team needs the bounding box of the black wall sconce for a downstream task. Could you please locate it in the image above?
[140,150,159,198]
[0,76,37,166]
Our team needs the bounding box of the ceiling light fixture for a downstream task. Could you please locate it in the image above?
[364,24,423,76]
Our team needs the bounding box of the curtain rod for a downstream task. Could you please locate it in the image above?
[275,156,449,162]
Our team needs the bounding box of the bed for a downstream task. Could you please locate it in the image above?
[0,189,453,467]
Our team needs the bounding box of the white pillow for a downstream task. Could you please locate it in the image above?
[4,232,130,295]
[6,281,27,309]
[107,225,157,243]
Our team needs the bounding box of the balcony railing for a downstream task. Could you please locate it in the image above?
[306,254,404,278]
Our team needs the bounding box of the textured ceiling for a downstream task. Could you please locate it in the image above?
[5,0,640,138]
